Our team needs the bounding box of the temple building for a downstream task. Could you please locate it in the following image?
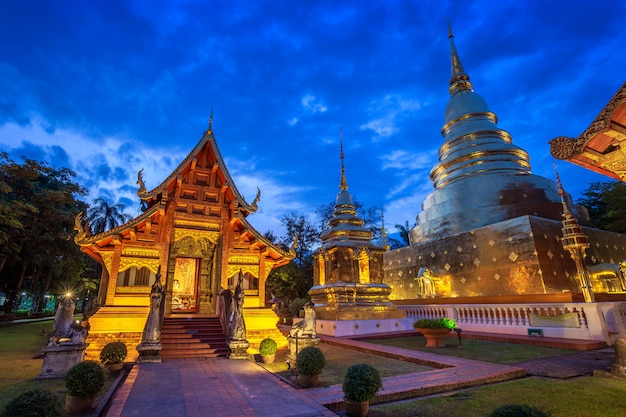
[384,29,626,301]
[309,138,407,336]
[549,82,626,181]
[75,121,294,359]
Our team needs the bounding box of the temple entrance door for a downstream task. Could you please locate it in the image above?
[172,258,200,312]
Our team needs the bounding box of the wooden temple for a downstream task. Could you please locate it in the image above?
[75,121,294,360]
[549,82,626,180]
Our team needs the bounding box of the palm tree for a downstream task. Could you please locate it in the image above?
[395,221,414,247]
[87,198,132,234]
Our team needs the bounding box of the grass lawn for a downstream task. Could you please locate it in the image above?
[258,343,435,387]
[366,335,576,364]
[0,320,116,416]
[369,376,626,417]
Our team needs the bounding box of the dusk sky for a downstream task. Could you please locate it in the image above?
[1,0,624,239]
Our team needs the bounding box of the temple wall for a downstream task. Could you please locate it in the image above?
[384,215,626,300]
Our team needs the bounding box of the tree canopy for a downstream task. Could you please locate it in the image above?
[577,180,626,234]
[0,153,93,314]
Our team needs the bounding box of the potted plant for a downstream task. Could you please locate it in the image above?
[343,363,383,417]
[412,318,457,348]
[295,346,325,388]
[64,360,105,414]
[259,337,278,364]
[100,341,127,372]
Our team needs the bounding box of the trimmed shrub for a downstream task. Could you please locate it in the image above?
[412,317,457,329]
[100,341,127,364]
[64,360,105,398]
[296,346,326,376]
[259,338,277,356]
[343,363,383,403]
[0,389,63,417]
[488,404,550,417]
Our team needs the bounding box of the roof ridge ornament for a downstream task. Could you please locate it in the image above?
[448,23,474,96]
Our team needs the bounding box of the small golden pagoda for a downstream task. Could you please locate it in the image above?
[310,136,405,335]
[75,120,294,359]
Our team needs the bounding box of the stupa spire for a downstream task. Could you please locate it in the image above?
[339,127,348,191]
[448,22,474,96]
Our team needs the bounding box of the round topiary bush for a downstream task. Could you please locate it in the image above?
[343,363,383,403]
[100,341,128,364]
[296,346,326,376]
[488,404,550,417]
[259,338,277,356]
[412,317,457,329]
[64,360,105,398]
[0,389,63,417]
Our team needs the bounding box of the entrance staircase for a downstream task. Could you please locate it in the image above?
[160,317,229,359]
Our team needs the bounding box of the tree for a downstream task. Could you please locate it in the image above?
[577,181,626,234]
[0,154,89,314]
[394,221,414,247]
[86,198,132,234]
[315,198,383,242]
[279,211,321,264]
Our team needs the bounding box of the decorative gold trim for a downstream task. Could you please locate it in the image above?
[227,264,259,278]
[101,252,114,276]
[173,220,220,231]
[121,248,160,258]
[228,256,259,265]
[118,257,160,274]
[174,229,219,243]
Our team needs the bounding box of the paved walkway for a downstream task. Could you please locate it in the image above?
[104,336,536,417]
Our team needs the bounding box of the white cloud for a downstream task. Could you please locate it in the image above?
[301,94,327,114]
[360,94,423,141]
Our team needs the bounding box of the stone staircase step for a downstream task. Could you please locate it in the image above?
[160,316,229,359]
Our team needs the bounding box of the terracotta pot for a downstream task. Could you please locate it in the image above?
[345,399,369,417]
[298,373,319,388]
[416,328,452,348]
[105,363,124,373]
[65,395,94,414]
[261,354,275,364]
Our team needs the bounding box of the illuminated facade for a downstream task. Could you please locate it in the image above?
[384,29,626,301]
[75,122,293,359]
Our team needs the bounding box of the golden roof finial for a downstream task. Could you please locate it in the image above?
[448,22,473,96]
[381,211,390,250]
[208,107,214,132]
[339,126,348,191]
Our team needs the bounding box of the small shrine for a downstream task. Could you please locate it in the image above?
[309,136,408,336]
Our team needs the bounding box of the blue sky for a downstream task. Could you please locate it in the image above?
[1,0,624,238]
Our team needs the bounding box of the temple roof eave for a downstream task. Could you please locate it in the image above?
[549,82,626,181]
[74,203,161,246]
[234,212,295,263]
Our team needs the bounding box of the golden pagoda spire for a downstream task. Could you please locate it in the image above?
[448,22,474,96]
[339,127,348,191]
[554,165,594,302]
[381,211,390,251]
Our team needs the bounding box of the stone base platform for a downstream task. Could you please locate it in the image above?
[314,317,414,337]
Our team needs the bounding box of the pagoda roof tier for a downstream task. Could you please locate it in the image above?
[549,82,626,181]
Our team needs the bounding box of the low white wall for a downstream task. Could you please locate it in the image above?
[398,302,626,345]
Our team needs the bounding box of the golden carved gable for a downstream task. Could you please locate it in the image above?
[174,229,219,244]
[119,257,160,274]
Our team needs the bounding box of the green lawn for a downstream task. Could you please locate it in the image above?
[369,376,626,417]
[259,343,434,387]
[366,335,576,364]
[0,320,115,416]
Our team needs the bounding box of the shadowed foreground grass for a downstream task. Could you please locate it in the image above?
[369,376,626,417]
